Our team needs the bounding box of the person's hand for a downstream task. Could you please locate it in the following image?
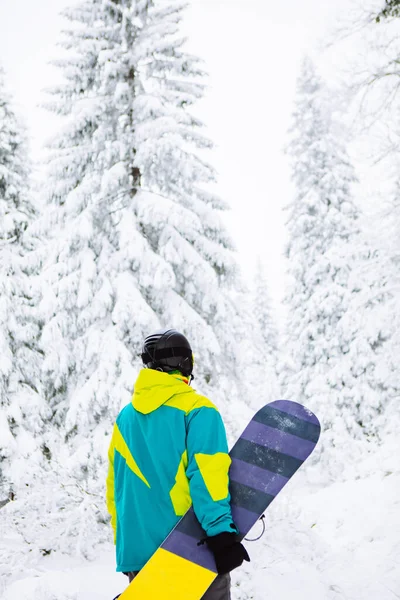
[206,532,250,575]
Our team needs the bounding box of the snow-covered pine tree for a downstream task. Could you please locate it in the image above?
[33,0,252,550]
[376,0,400,22]
[379,175,400,435]
[281,56,391,447]
[253,259,278,361]
[0,65,43,497]
[347,171,400,439]
[249,259,279,403]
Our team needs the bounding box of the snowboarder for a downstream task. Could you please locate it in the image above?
[106,328,249,599]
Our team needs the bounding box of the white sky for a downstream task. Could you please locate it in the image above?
[0,0,352,314]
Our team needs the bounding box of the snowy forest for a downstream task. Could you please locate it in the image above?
[0,0,399,598]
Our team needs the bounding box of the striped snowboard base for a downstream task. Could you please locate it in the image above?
[120,400,320,600]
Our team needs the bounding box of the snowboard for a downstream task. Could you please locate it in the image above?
[119,400,320,600]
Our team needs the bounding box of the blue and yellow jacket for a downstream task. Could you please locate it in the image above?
[106,369,235,572]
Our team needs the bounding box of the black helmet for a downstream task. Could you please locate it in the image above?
[141,328,194,377]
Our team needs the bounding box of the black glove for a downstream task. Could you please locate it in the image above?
[206,531,250,575]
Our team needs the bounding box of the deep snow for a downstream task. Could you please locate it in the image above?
[2,435,398,600]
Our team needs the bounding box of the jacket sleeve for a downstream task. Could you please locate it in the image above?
[106,425,117,544]
[185,404,237,537]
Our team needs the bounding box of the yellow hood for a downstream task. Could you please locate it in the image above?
[132,369,192,414]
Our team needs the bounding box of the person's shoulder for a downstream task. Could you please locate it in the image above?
[165,388,218,414]
[190,391,219,413]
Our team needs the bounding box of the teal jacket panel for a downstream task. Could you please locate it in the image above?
[106,369,235,572]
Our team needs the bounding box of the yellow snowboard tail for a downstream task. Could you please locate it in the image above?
[120,548,216,600]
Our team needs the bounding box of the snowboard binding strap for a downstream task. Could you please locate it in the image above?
[244,514,266,542]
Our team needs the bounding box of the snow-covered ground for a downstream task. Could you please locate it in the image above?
[237,472,399,600]
[2,435,399,600]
